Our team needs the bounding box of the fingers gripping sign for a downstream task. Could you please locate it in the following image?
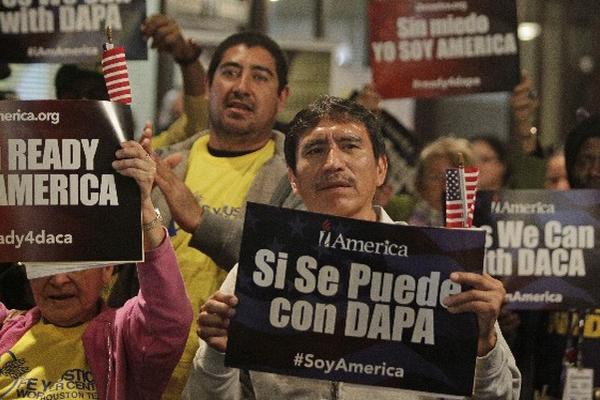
[198,291,239,353]
[442,272,506,356]
[112,140,157,201]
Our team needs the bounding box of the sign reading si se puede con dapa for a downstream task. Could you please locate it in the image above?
[227,203,485,396]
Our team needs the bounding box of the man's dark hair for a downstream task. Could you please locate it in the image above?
[55,64,108,100]
[207,31,288,94]
[565,113,600,188]
[284,95,386,172]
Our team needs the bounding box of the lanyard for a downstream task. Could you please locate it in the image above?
[563,309,588,368]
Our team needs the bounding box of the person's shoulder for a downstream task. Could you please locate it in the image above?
[1,308,25,323]
[385,193,418,222]
[271,129,284,142]
[0,307,40,330]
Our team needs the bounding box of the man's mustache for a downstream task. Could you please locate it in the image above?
[314,173,355,190]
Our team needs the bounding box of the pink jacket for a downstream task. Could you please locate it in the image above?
[0,233,193,400]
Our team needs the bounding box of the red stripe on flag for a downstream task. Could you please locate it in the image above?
[102,46,131,105]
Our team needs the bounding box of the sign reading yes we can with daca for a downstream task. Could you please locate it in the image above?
[474,190,600,310]
[368,0,520,98]
[0,0,147,63]
[226,203,485,396]
[0,100,142,263]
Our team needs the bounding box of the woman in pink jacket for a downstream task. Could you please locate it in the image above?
[0,140,193,400]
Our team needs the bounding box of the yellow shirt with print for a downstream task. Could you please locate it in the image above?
[163,134,275,399]
[0,321,96,399]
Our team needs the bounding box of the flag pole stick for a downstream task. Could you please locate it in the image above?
[104,25,114,51]
[457,152,469,228]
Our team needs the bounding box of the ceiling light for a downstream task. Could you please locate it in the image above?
[518,22,542,41]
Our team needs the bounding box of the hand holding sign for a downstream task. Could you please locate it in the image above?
[112,140,156,201]
[112,139,166,249]
[443,272,505,356]
[198,291,239,353]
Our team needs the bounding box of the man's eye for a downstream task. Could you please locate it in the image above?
[221,69,239,78]
[305,147,323,155]
[254,74,269,82]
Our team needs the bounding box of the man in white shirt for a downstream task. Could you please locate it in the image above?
[184,95,521,399]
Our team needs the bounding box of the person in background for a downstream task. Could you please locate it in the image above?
[184,96,520,399]
[544,149,570,190]
[55,64,108,100]
[564,113,600,189]
[470,135,510,191]
[350,83,421,196]
[0,141,193,399]
[535,113,600,399]
[158,87,185,132]
[509,71,548,189]
[398,137,478,227]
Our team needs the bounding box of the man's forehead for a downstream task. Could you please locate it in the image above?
[219,45,277,72]
[299,120,368,141]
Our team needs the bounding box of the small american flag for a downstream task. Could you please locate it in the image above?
[102,46,132,105]
[445,167,479,228]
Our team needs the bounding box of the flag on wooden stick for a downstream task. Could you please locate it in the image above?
[102,26,132,105]
[445,160,479,228]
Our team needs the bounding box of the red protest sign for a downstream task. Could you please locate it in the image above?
[369,0,520,99]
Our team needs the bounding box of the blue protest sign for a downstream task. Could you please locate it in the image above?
[474,190,600,310]
[226,203,485,396]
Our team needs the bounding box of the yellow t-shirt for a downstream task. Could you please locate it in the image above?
[0,321,96,399]
[548,308,600,338]
[163,135,275,399]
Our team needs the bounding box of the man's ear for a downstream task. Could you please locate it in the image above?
[376,155,388,187]
[277,86,290,113]
[287,167,298,193]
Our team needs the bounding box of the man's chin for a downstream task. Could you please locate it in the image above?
[219,121,254,137]
[310,198,358,217]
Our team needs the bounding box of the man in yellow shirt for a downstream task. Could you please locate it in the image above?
[112,31,302,398]
[0,141,192,400]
